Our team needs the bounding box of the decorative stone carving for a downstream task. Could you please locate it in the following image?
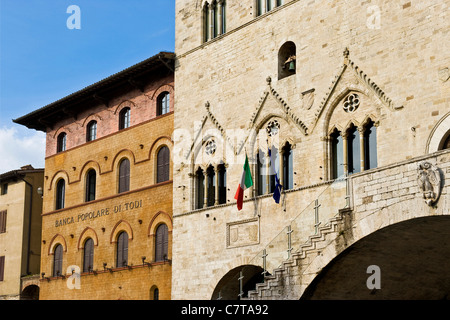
[343,93,360,113]
[266,119,280,137]
[226,218,260,248]
[417,161,442,206]
[205,139,216,155]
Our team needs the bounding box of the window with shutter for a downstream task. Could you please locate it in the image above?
[85,170,96,202]
[155,224,168,262]
[117,232,128,267]
[118,159,130,193]
[83,238,94,272]
[0,256,5,281]
[56,179,65,210]
[157,146,170,183]
[0,211,6,233]
[53,245,63,277]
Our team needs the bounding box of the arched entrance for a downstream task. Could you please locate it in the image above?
[301,216,450,300]
[21,285,39,300]
[211,265,266,300]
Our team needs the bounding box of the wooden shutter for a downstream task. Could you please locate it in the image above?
[83,239,94,272]
[0,256,5,281]
[56,180,65,210]
[155,224,168,262]
[157,147,170,183]
[53,245,63,277]
[117,232,128,267]
[119,159,130,193]
[0,211,6,233]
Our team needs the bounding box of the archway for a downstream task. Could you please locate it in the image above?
[211,265,266,300]
[301,216,450,300]
[21,285,39,300]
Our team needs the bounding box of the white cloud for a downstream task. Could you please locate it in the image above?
[0,126,45,173]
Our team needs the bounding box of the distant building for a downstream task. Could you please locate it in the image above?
[14,52,175,300]
[0,165,44,300]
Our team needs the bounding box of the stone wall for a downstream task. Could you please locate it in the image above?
[172,0,449,299]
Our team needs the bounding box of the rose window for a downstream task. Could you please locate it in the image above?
[343,93,360,113]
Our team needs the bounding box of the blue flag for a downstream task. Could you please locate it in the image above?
[268,146,283,204]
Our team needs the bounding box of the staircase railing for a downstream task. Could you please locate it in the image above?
[248,177,349,281]
[214,177,350,300]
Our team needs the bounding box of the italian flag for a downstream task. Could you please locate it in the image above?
[234,154,254,211]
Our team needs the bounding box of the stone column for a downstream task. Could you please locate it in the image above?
[342,131,349,176]
[214,166,220,205]
[279,147,285,188]
[358,127,366,172]
[217,0,224,35]
[204,167,209,208]
[209,2,215,40]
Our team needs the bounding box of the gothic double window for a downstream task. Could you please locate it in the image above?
[256,142,293,196]
[195,164,227,209]
[257,0,283,16]
[330,120,378,179]
[203,1,226,43]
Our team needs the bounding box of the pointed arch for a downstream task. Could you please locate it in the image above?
[77,227,99,251]
[148,211,173,236]
[48,234,67,255]
[110,220,134,243]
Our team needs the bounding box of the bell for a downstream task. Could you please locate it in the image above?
[288,61,295,71]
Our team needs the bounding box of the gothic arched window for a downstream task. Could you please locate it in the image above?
[282,142,293,190]
[119,107,130,130]
[157,92,170,116]
[118,158,130,193]
[155,224,169,262]
[347,125,361,175]
[202,1,226,43]
[53,244,63,277]
[85,169,96,202]
[330,129,344,179]
[364,120,378,170]
[157,146,170,183]
[83,238,94,273]
[86,120,97,142]
[56,179,66,210]
[57,132,67,153]
[116,231,128,268]
[196,168,205,209]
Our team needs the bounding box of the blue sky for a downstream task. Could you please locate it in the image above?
[0,0,175,172]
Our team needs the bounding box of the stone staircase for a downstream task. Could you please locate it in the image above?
[246,210,349,300]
